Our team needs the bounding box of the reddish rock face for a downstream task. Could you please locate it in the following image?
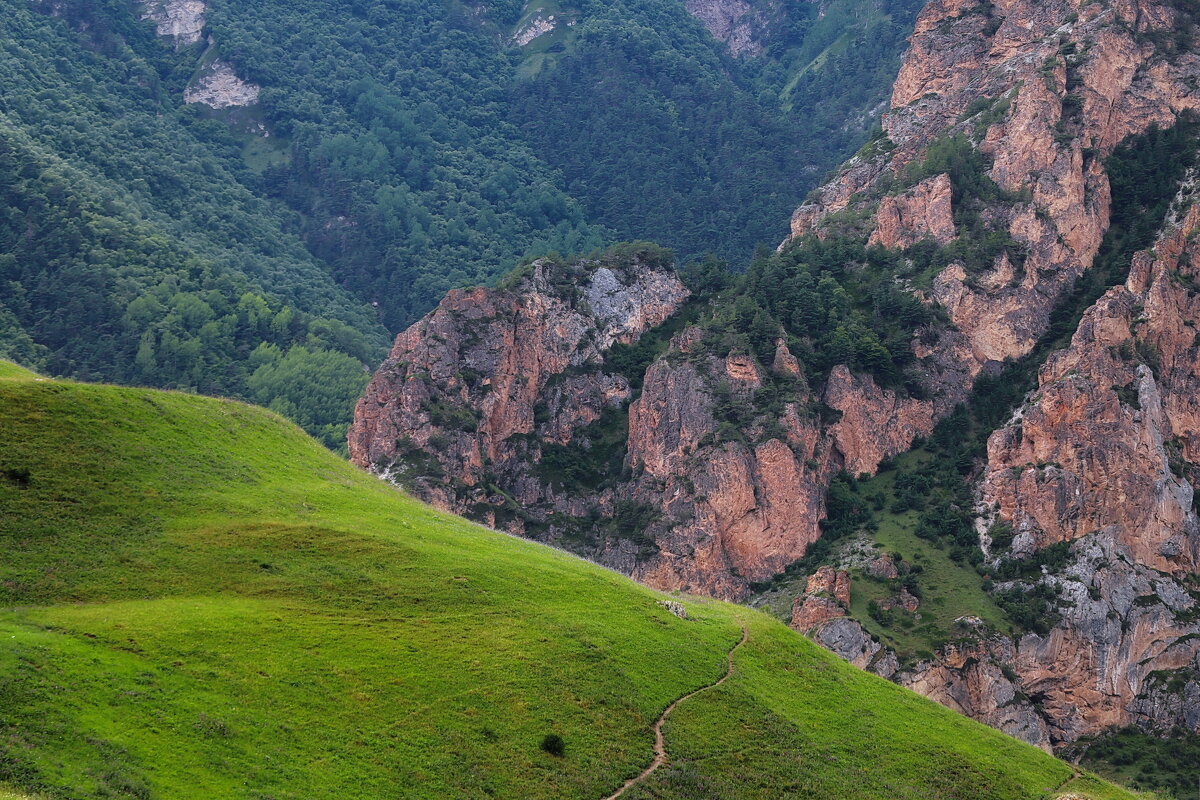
[868,173,956,250]
[962,204,1200,742]
[790,567,852,633]
[350,254,846,600]
[823,366,935,478]
[348,252,688,523]
[808,565,852,607]
[879,588,919,613]
[625,345,838,597]
[981,208,1200,575]
[820,203,1200,751]
[866,555,899,580]
[792,0,1200,375]
[791,594,846,632]
[773,0,1200,749]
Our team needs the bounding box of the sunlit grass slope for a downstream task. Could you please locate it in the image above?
[0,360,38,380]
[0,364,1136,799]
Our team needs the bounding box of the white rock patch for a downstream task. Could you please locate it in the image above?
[185,59,261,108]
[140,0,206,47]
[512,13,556,46]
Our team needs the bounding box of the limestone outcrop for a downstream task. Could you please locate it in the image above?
[684,0,769,56]
[139,0,260,111]
[184,58,261,109]
[511,8,573,47]
[140,0,205,47]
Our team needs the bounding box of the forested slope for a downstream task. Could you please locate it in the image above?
[509,0,926,268]
[0,0,386,447]
[205,0,607,332]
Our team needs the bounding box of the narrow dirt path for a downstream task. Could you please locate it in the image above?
[1051,767,1087,799]
[602,624,749,800]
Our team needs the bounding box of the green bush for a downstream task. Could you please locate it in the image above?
[540,733,565,757]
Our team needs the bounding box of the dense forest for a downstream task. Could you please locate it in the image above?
[0,0,921,446]
[208,0,609,331]
[507,0,806,260]
[510,0,925,261]
[209,0,923,328]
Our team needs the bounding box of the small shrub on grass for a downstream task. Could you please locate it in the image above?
[2,466,30,486]
[540,733,565,757]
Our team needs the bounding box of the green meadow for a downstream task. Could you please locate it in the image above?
[0,364,1139,798]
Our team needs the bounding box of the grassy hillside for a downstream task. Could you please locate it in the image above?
[0,360,38,380]
[1074,727,1200,799]
[0,364,1137,799]
[752,449,1015,666]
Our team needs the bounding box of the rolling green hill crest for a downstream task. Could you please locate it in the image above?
[0,363,1141,799]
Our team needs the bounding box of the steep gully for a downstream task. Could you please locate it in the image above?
[603,624,749,800]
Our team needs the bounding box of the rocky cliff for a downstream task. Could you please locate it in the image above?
[351,235,989,600]
[350,246,847,599]
[184,55,261,109]
[140,0,205,46]
[830,189,1200,750]
[794,0,1200,375]
[350,0,1200,752]
[139,0,261,110]
[684,0,773,56]
[966,197,1200,742]
[772,0,1200,749]
[349,251,685,492]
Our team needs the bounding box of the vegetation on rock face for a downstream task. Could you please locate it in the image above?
[388,111,1200,567]
[672,133,1029,396]
[734,237,939,389]
[0,364,1136,799]
[869,114,1200,574]
[1074,727,1200,799]
[749,112,1200,666]
[896,134,1030,279]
